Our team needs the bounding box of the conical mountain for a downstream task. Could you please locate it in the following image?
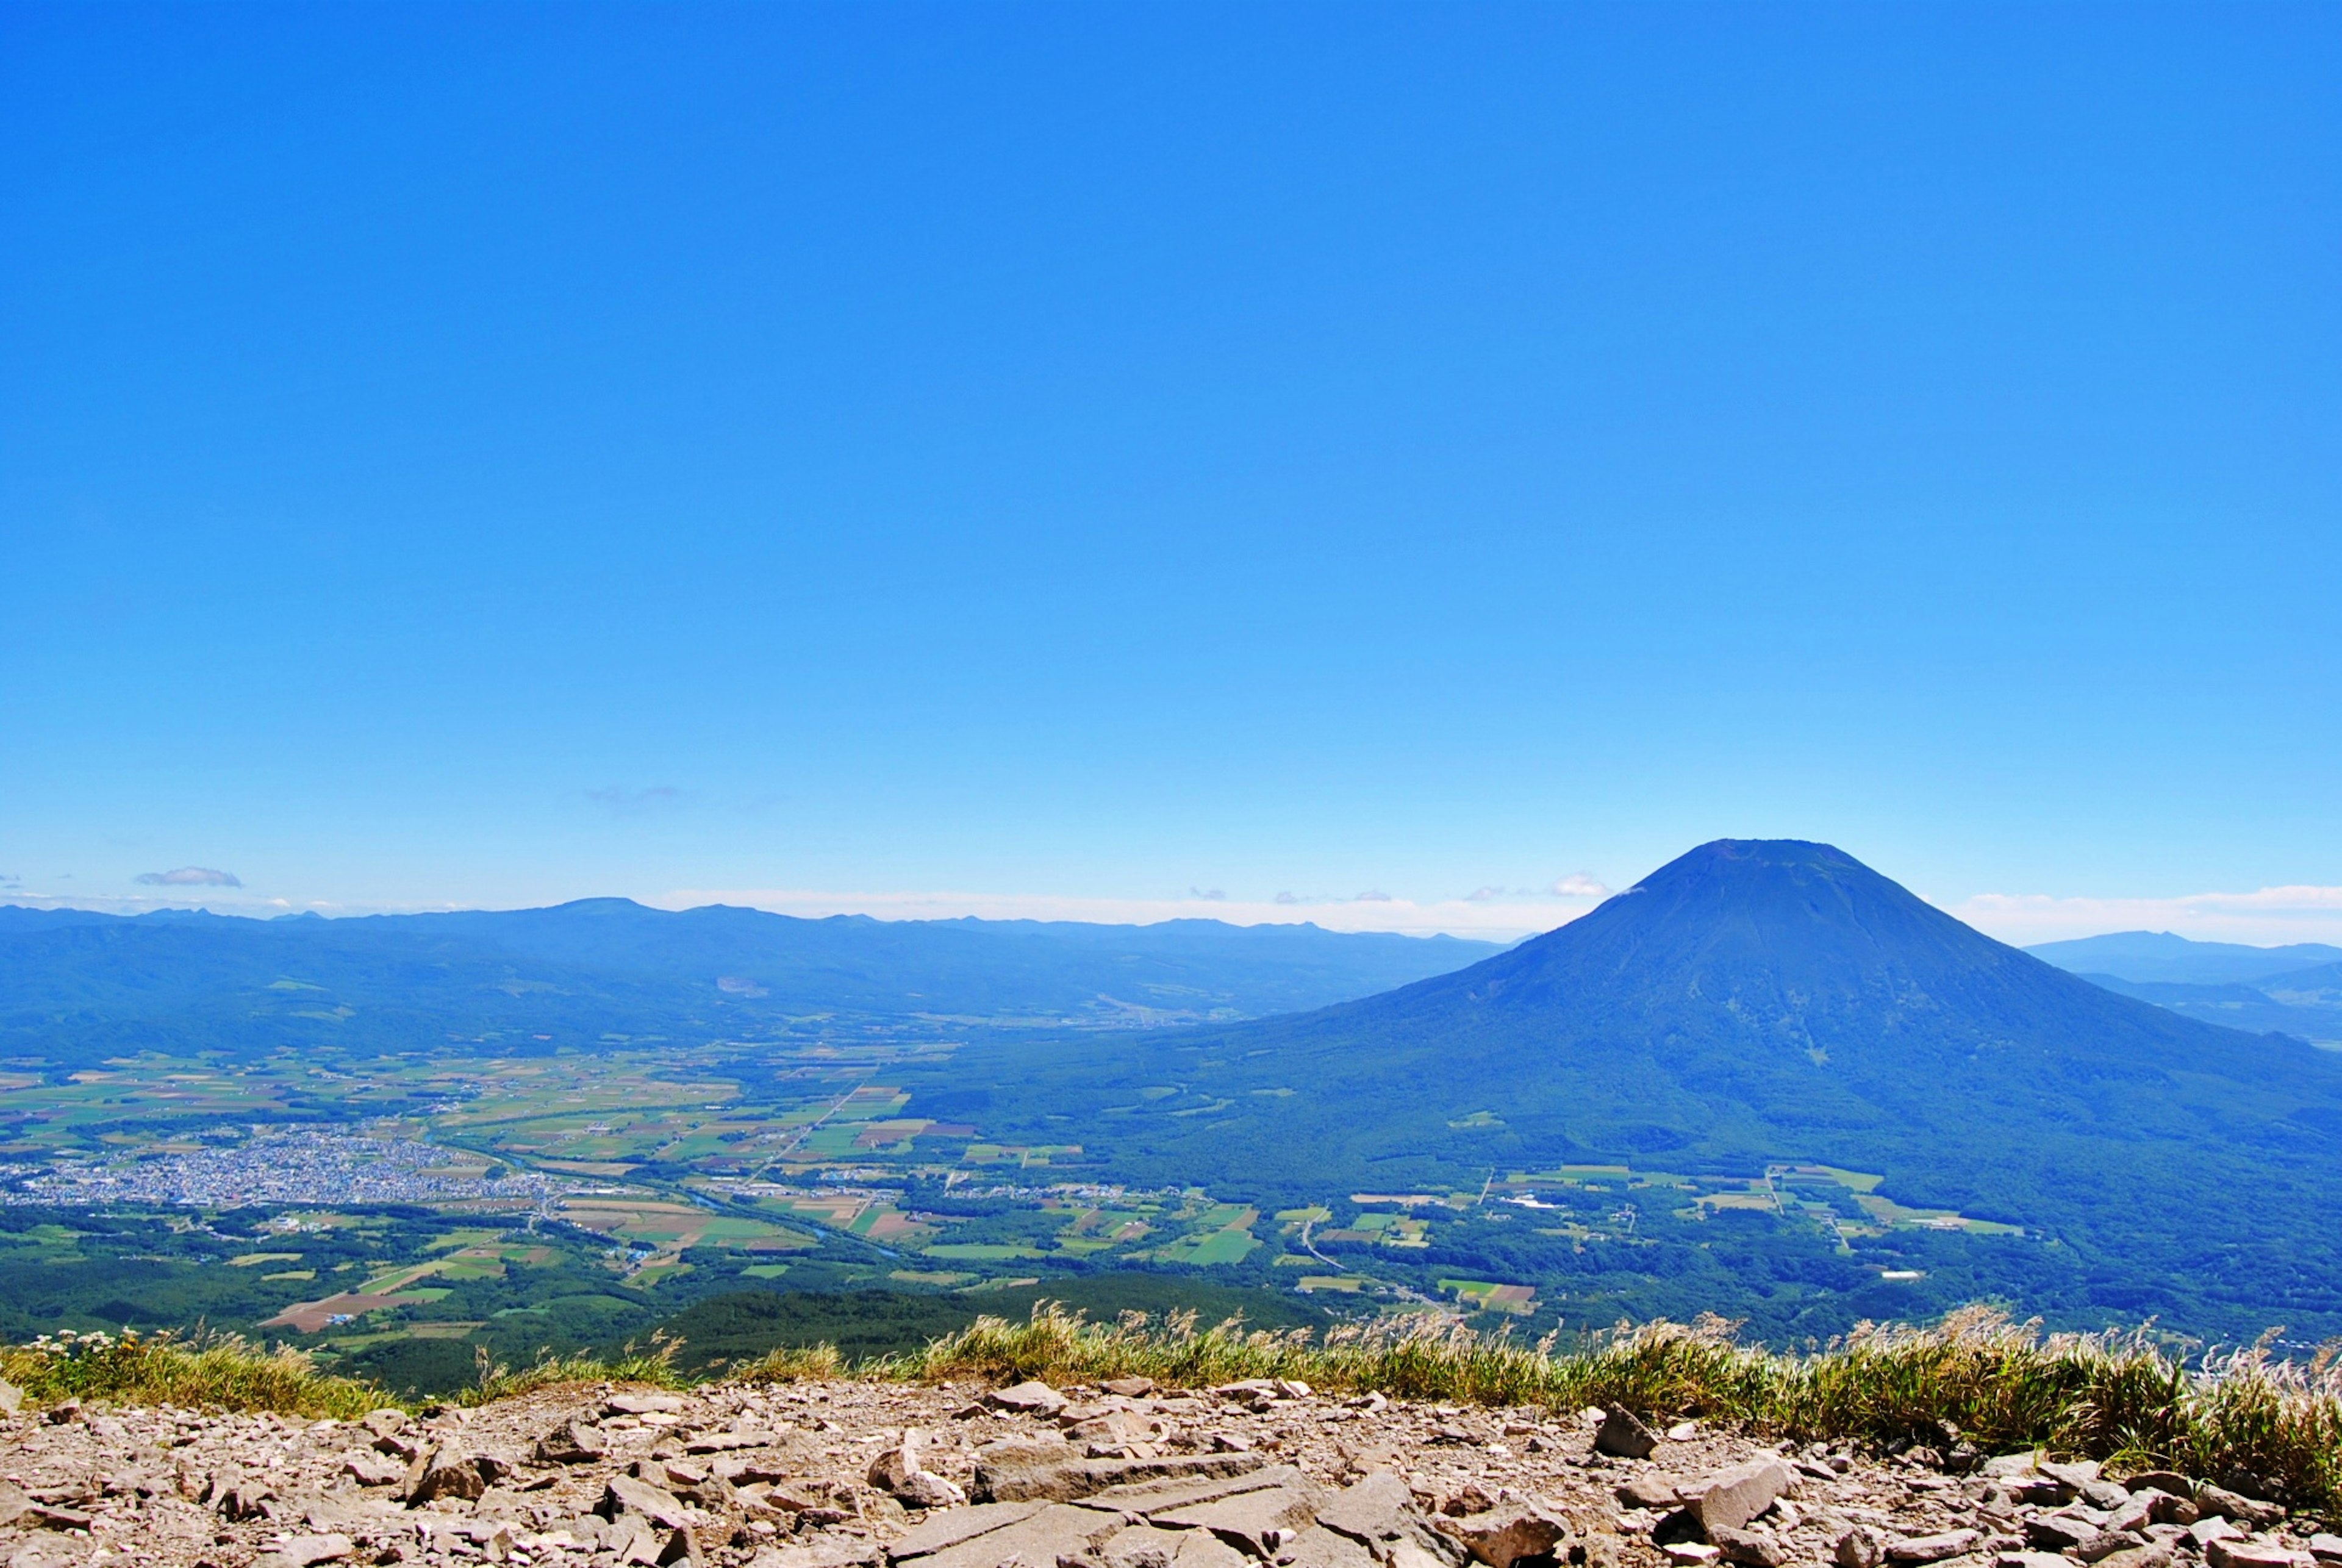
[950,840,2342,1330]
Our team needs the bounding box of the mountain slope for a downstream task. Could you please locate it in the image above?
[940,840,2342,1331]
[0,901,1501,1064]
[2027,929,2342,986]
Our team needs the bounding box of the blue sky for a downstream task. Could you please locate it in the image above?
[4,2,2338,942]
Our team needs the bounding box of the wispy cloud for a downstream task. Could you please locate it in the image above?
[1188,886,1228,901]
[1552,872,1611,898]
[135,867,242,887]
[1949,885,2342,946]
[585,786,683,817]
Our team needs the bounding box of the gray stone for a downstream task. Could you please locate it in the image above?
[1710,1527,1783,1568]
[1885,1531,1979,1565]
[1280,1525,1380,1568]
[252,1534,357,1568]
[2026,1515,2098,1551]
[0,1380,20,1416]
[0,1484,32,1529]
[1098,1522,1191,1568]
[1617,1476,1685,1511]
[2305,1536,2342,1564]
[599,1475,696,1532]
[975,1445,1264,1506]
[1685,1459,1795,1537]
[1980,1455,2043,1480]
[342,1452,406,1487]
[1155,1485,1324,1558]
[1315,1472,1417,1544]
[539,1419,610,1464]
[2206,1542,2302,1568]
[986,1381,1070,1416]
[2093,1547,2175,1568]
[1101,1378,1156,1398]
[1595,1408,1661,1461]
[895,1502,1128,1568]
[607,1392,689,1417]
[1438,1505,1572,1568]
[1836,1527,1883,1568]
[2125,1473,2194,1500]
[2190,1519,2244,1550]
[407,1448,489,1506]
[889,1502,1049,1559]
[1994,1555,2073,1568]
[2198,1488,2286,1530]
[2074,1531,2150,1562]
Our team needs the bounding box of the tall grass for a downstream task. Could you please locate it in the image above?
[861,1305,2342,1508]
[0,1328,382,1420]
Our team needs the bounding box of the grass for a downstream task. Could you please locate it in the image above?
[0,1328,382,1419]
[9,1305,2339,1511]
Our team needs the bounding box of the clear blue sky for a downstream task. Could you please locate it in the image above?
[4,2,2338,941]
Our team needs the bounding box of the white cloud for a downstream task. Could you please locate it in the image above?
[135,867,242,887]
[1948,885,2342,947]
[1552,872,1611,898]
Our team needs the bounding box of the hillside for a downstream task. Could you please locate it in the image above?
[933,841,2342,1336]
[2026,931,2342,986]
[0,902,1501,1065]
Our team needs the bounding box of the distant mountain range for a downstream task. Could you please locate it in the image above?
[0,901,1501,1064]
[2027,929,2342,1046]
[937,840,2342,1337]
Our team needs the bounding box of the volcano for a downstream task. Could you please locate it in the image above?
[949,840,2342,1331]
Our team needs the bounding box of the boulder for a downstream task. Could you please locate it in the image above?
[1279,1525,1380,1568]
[1102,1378,1158,1398]
[1436,1504,1572,1568]
[2307,1537,2342,1565]
[1595,1408,1661,1461]
[1684,1458,1794,1536]
[606,1392,689,1417]
[2028,1517,2102,1552]
[2125,1473,2195,1500]
[1617,1476,1685,1511]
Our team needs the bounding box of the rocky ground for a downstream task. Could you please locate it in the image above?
[2,1376,2337,1568]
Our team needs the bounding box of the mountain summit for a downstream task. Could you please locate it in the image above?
[956,839,2342,1331]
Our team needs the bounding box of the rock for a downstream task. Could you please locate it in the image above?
[987,1381,1070,1416]
[2126,1473,2195,1500]
[2198,1487,2286,1529]
[2074,1531,2152,1562]
[868,1428,966,1507]
[407,1448,489,1505]
[1618,1476,1685,1511]
[2146,1494,2201,1527]
[538,1419,611,1464]
[1887,1531,1980,1565]
[1684,1458,1795,1537]
[892,1502,1051,1558]
[1996,1556,2074,1568]
[1981,1453,2043,1478]
[2083,1480,2135,1510]
[599,1475,696,1533]
[2307,1536,2342,1564]
[2042,1461,2104,1489]
[1663,1546,1722,1565]
[342,1451,406,1487]
[1836,1525,1885,1568]
[973,1442,1264,1505]
[0,1484,31,1528]
[1101,1377,1157,1398]
[1666,1422,1700,1442]
[0,1380,20,1416]
[362,1409,409,1438]
[1316,1472,1418,1543]
[2191,1520,2244,1550]
[1211,1380,1283,1411]
[1099,1521,1192,1568]
[2027,1516,2099,1552]
[1710,1528,1783,1568]
[252,1533,357,1568]
[1156,1483,1325,1558]
[892,1502,1129,1568]
[2206,1542,2304,1568]
[607,1392,688,1416]
[2093,1546,2176,1568]
[1437,1504,1571,1568]
[1595,1408,1661,1461]
[1280,1525,1380,1568]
